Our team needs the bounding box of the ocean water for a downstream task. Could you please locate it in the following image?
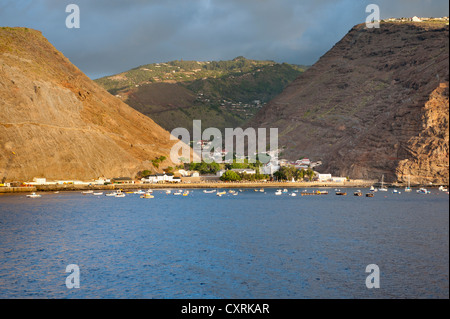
[0,188,448,299]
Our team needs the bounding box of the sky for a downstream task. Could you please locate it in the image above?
[0,0,448,79]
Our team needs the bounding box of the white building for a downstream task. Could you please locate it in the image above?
[33,177,47,185]
[141,173,175,183]
[231,169,256,175]
[412,16,422,22]
[317,174,332,182]
[94,177,110,185]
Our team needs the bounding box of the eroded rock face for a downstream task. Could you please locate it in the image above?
[0,27,179,181]
[396,83,449,185]
[249,22,449,184]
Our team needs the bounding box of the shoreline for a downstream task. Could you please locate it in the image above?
[0,180,444,193]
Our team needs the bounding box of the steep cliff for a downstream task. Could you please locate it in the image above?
[0,27,180,182]
[249,22,449,184]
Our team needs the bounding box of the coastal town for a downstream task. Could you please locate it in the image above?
[1,140,446,194]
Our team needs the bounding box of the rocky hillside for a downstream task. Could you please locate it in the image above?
[0,27,181,182]
[95,57,306,134]
[249,22,449,185]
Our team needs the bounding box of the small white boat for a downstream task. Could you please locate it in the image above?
[370,186,375,192]
[259,189,264,192]
[93,192,103,196]
[134,190,145,195]
[140,191,154,199]
[405,175,412,192]
[290,193,297,197]
[275,190,282,195]
[26,192,41,198]
[216,191,226,196]
[203,189,216,193]
[439,186,448,192]
[165,190,172,194]
[378,175,388,191]
[173,191,183,195]
[417,188,430,194]
[392,189,400,194]
[283,189,288,193]
[105,192,117,197]
[82,190,94,194]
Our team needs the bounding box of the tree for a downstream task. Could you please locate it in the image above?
[295,169,306,181]
[220,170,242,182]
[306,168,315,181]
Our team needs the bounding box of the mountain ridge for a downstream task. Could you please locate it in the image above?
[248,21,449,184]
[0,27,180,182]
[95,57,307,133]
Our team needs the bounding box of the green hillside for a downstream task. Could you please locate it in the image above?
[95,57,307,133]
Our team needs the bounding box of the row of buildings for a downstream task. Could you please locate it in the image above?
[383,16,449,23]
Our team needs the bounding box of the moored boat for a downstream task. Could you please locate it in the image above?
[417,188,430,194]
[405,175,412,192]
[26,192,41,198]
[140,192,154,199]
[378,175,388,191]
[354,191,362,196]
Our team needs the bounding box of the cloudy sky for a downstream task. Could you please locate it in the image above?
[1,0,448,79]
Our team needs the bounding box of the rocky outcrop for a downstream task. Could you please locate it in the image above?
[249,22,449,184]
[0,27,180,182]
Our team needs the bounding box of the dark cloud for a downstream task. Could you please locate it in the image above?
[1,0,448,79]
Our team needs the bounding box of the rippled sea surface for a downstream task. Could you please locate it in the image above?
[0,188,448,299]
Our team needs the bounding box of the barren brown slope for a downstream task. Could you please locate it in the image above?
[0,27,181,182]
[249,22,449,184]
